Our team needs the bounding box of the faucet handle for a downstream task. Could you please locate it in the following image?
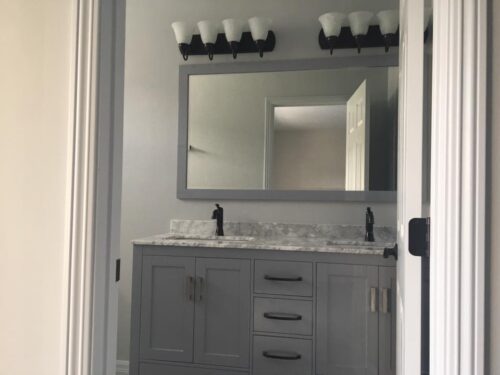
[212,203,224,236]
[366,207,374,224]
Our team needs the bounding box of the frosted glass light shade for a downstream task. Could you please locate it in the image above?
[318,12,346,38]
[222,19,244,42]
[376,10,399,35]
[348,11,374,36]
[197,20,218,44]
[248,17,272,41]
[424,8,432,29]
[171,21,193,44]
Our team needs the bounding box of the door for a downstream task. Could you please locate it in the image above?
[345,80,370,191]
[140,256,195,362]
[397,0,425,374]
[194,258,251,368]
[316,263,378,375]
[379,267,397,375]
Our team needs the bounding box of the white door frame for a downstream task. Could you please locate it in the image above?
[430,0,486,374]
[397,0,424,373]
[263,95,348,189]
[65,0,125,374]
[62,0,487,374]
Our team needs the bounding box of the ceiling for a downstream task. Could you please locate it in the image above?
[274,105,347,131]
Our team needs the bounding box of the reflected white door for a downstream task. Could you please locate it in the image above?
[345,80,370,191]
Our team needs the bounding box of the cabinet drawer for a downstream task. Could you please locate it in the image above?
[253,336,312,375]
[139,362,248,375]
[254,260,313,296]
[254,297,312,336]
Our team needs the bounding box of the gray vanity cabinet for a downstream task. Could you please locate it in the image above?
[139,256,195,362]
[379,267,397,375]
[316,264,396,375]
[131,245,396,375]
[194,258,251,368]
[316,263,379,375]
[138,254,251,370]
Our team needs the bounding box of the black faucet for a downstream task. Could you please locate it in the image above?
[211,203,224,236]
[365,207,375,242]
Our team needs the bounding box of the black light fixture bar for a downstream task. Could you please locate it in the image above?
[319,25,430,52]
[318,25,399,51]
[187,31,275,57]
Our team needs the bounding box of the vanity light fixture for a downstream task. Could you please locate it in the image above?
[197,20,219,60]
[222,18,244,59]
[376,10,399,52]
[248,17,272,57]
[171,21,194,61]
[318,12,346,54]
[318,9,430,54]
[347,11,374,53]
[172,18,275,60]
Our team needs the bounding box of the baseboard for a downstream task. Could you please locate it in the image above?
[116,360,129,375]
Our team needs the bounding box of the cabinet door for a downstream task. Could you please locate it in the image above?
[379,267,396,375]
[316,263,378,375]
[140,256,195,362]
[194,258,251,368]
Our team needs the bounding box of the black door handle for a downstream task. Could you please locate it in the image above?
[264,275,303,282]
[409,217,430,257]
[263,312,302,321]
[262,350,301,360]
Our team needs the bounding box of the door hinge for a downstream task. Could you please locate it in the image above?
[409,218,430,257]
[115,258,121,282]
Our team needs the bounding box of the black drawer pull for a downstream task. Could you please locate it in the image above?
[263,312,302,321]
[264,275,303,282]
[262,350,302,360]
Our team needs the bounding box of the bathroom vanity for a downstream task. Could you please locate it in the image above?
[129,221,396,375]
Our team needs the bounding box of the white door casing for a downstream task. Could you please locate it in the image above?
[430,0,486,373]
[66,0,125,374]
[345,80,370,191]
[397,0,424,374]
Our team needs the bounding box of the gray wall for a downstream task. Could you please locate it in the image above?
[272,127,346,190]
[488,0,500,373]
[119,0,398,361]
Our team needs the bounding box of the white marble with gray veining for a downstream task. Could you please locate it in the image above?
[170,219,396,242]
[133,220,396,256]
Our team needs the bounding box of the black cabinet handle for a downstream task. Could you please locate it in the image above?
[264,275,303,282]
[263,312,302,321]
[262,350,302,360]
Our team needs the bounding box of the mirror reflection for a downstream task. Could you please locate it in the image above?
[187,66,398,191]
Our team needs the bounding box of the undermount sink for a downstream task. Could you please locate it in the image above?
[162,234,255,242]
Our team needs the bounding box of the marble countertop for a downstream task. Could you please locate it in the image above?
[133,220,396,256]
[133,234,393,256]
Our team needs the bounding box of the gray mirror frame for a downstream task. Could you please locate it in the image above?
[177,55,398,202]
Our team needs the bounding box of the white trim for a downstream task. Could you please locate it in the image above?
[65,0,125,374]
[116,360,129,375]
[66,0,100,374]
[396,0,424,374]
[430,0,486,373]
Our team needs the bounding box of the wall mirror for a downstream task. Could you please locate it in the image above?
[178,56,398,201]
